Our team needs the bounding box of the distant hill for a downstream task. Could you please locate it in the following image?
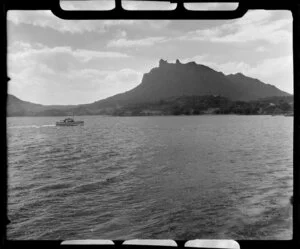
[7,59,292,116]
[7,94,44,116]
[88,59,290,110]
[7,94,74,116]
[226,73,290,100]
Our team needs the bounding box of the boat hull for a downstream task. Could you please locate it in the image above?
[56,121,84,126]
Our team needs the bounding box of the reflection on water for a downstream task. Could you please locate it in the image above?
[7,115,293,240]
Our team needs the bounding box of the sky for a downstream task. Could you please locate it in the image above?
[7,0,293,105]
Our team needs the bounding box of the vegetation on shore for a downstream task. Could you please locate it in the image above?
[7,94,293,117]
[103,95,294,116]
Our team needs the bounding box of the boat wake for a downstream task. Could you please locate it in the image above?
[8,124,56,129]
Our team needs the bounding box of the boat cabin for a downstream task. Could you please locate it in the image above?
[63,118,75,123]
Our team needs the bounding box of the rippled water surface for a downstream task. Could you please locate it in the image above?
[7,115,293,240]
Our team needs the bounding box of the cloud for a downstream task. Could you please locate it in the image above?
[122,0,176,10]
[60,0,115,10]
[7,10,171,34]
[107,36,167,48]
[60,0,177,11]
[72,48,129,61]
[7,10,107,34]
[184,2,238,10]
[8,42,130,73]
[256,46,267,52]
[178,10,292,44]
[8,41,143,105]
[104,68,142,83]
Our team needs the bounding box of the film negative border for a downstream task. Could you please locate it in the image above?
[1,1,299,249]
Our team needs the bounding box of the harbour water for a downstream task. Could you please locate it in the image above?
[7,115,293,240]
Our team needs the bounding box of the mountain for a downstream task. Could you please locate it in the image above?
[7,59,292,116]
[226,73,290,100]
[6,94,74,116]
[7,94,43,116]
[89,59,290,110]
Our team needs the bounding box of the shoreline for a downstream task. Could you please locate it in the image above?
[6,113,293,118]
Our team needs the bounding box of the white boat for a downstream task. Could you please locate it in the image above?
[56,117,84,126]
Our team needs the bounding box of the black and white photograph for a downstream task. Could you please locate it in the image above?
[6,0,293,240]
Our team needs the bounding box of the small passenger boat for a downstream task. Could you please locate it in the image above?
[56,117,84,126]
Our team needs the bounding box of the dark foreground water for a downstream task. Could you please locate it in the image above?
[7,115,293,240]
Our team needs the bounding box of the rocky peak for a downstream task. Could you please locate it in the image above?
[159,59,168,67]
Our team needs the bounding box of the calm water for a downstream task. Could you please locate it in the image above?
[7,115,293,240]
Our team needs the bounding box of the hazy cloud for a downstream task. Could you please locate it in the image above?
[8,42,129,72]
[60,0,115,10]
[256,46,267,52]
[8,41,139,104]
[107,36,168,48]
[122,0,176,10]
[179,10,292,44]
[184,2,238,10]
[7,10,171,34]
